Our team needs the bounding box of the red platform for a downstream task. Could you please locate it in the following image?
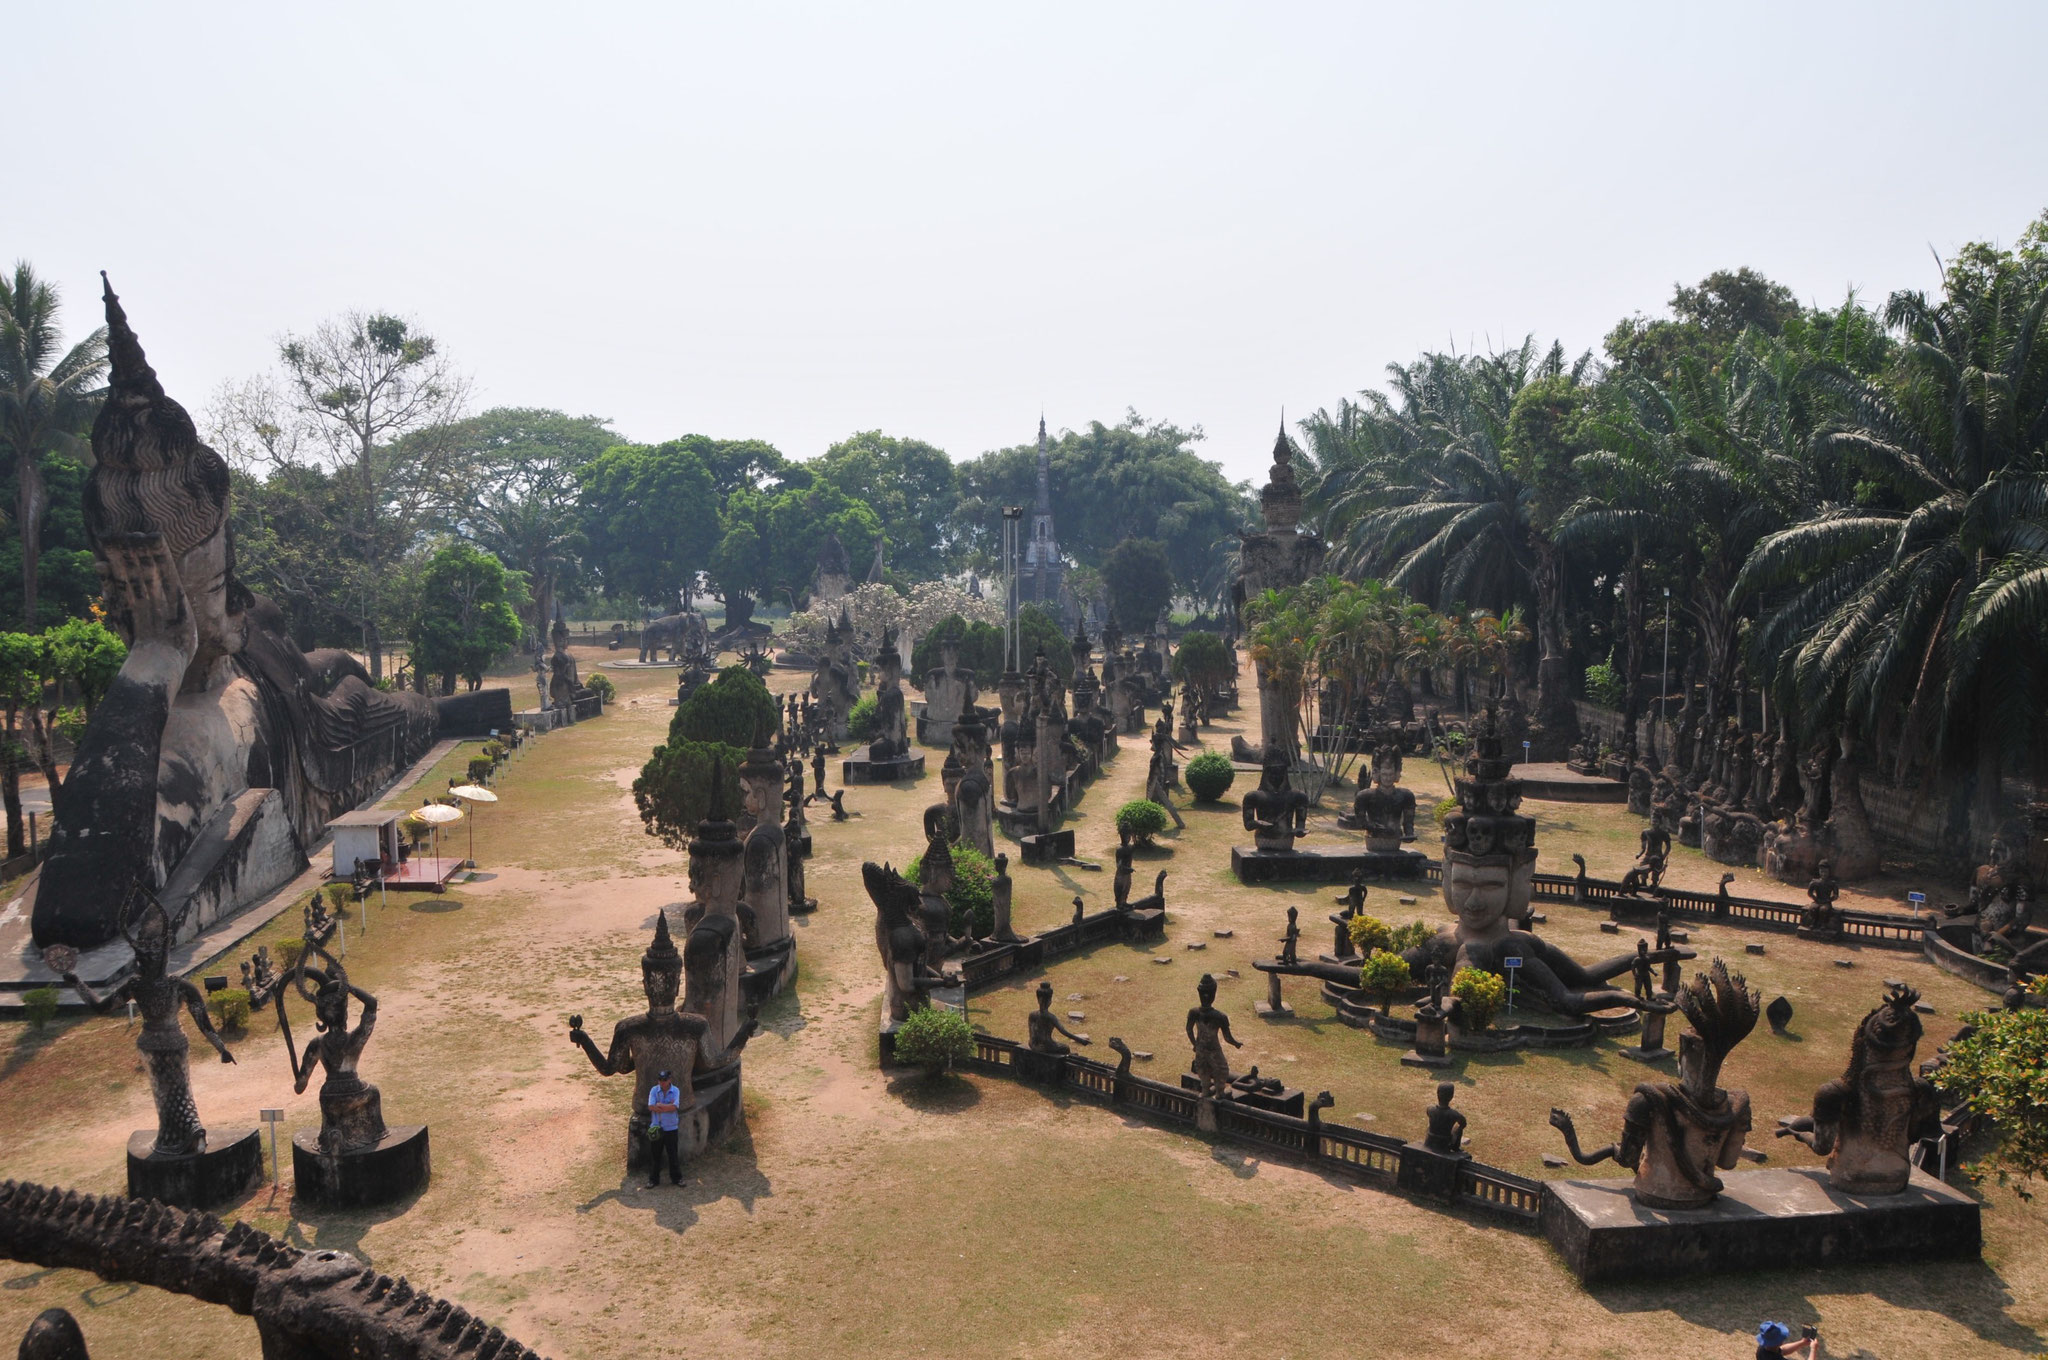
[377,857,466,891]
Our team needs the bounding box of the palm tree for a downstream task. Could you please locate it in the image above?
[1305,339,1590,739]
[1737,263,2048,836]
[0,264,108,626]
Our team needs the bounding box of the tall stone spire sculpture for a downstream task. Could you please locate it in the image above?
[1233,418,1326,760]
[1020,415,1066,616]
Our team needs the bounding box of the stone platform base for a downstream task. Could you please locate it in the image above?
[1019,830,1076,865]
[743,938,798,1006]
[292,1125,430,1208]
[843,753,925,784]
[1254,999,1294,1018]
[1400,1049,1453,1068]
[625,1068,742,1175]
[1179,1073,1305,1117]
[1231,846,1428,884]
[1541,1166,1980,1283]
[127,1127,263,1208]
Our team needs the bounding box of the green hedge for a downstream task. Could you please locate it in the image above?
[1185,751,1235,802]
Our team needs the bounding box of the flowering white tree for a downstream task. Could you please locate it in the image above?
[783,580,999,667]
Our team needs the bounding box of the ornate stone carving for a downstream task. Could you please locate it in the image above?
[1550,958,1760,1208]
[1776,985,1939,1194]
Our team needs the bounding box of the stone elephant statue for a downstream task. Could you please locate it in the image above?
[640,610,709,663]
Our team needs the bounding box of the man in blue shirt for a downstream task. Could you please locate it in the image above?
[646,1070,683,1186]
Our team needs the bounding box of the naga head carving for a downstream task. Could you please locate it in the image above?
[1674,957,1760,1099]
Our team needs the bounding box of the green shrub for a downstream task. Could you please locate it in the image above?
[910,615,1006,682]
[1451,967,1506,1031]
[1358,950,1412,1015]
[467,756,495,785]
[1583,649,1625,708]
[892,1005,975,1072]
[1115,799,1171,845]
[207,987,252,1031]
[1169,630,1232,689]
[22,986,58,1029]
[670,664,778,747]
[633,737,748,850]
[323,882,354,920]
[276,940,305,973]
[482,741,506,763]
[848,692,881,742]
[1431,796,1459,826]
[904,844,997,935]
[1388,919,1437,952]
[1347,913,1392,955]
[1185,751,1235,802]
[1931,1008,2048,1192]
[586,672,617,703]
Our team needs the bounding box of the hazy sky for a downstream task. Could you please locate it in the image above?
[12,2,2047,485]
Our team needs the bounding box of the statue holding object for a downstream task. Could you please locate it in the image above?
[1549,958,1760,1209]
[1776,984,1940,1194]
[1241,746,1308,852]
[1027,980,1090,1055]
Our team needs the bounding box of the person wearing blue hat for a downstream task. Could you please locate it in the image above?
[646,1070,683,1187]
[1755,1320,1819,1359]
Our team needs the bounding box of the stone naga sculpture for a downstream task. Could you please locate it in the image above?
[34,280,438,951]
[277,941,385,1155]
[0,1179,554,1359]
[1549,958,1760,1208]
[1776,984,1940,1194]
[57,889,234,1156]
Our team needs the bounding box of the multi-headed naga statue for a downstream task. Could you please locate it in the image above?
[1550,958,1760,1208]
[58,887,234,1157]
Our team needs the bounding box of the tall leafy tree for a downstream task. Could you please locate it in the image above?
[432,408,614,644]
[1102,537,1175,629]
[406,540,529,692]
[0,264,107,627]
[577,439,722,609]
[811,431,959,580]
[952,413,1248,608]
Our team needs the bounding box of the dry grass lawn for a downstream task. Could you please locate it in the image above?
[1,651,2043,1360]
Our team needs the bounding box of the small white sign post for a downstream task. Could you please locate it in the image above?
[259,1108,285,1185]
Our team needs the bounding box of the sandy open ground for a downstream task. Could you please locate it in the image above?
[1,650,2042,1360]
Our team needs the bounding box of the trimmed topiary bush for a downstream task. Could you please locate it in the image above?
[1185,751,1235,802]
[323,882,354,920]
[1115,799,1171,846]
[1451,966,1506,1032]
[904,844,997,935]
[892,1005,975,1074]
[1347,913,1392,956]
[467,755,495,785]
[1431,796,1459,826]
[23,986,58,1029]
[586,672,617,703]
[207,987,252,1031]
[634,737,748,850]
[1388,919,1437,952]
[276,940,306,973]
[1358,950,1411,1015]
[848,692,880,743]
[670,664,779,747]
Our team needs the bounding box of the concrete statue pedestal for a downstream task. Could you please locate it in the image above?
[126,1127,263,1208]
[1019,829,1075,865]
[1542,1166,1980,1283]
[1230,845,1429,885]
[1397,1141,1471,1202]
[291,1125,430,1208]
[842,752,926,785]
[1255,970,1294,1019]
[1401,1008,1453,1069]
[1619,1006,1675,1063]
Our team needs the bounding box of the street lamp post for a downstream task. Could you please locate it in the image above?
[1658,586,1672,766]
[1001,506,1024,672]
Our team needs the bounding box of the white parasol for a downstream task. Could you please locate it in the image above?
[412,802,463,881]
[449,785,497,865]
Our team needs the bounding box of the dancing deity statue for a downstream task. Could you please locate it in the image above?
[57,890,234,1157]
[1185,973,1243,1099]
[278,940,385,1155]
